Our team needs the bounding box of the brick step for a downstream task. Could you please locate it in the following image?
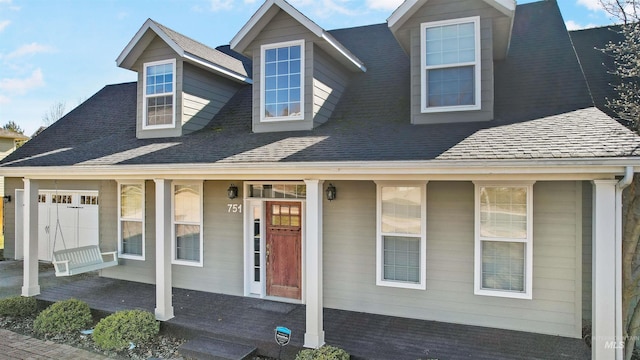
[178,336,257,360]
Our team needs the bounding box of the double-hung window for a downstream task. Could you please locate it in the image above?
[376,182,427,290]
[172,181,203,267]
[261,40,304,121]
[474,182,534,299]
[118,182,145,260]
[143,59,176,128]
[421,16,481,112]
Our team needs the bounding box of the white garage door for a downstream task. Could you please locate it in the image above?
[16,190,100,261]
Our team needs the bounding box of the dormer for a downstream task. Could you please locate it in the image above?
[231,0,366,133]
[388,0,515,124]
[117,19,252,139]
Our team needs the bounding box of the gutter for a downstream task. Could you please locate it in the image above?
[616,166,633,359]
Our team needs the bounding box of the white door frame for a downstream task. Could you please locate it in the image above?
[242,182,306,304]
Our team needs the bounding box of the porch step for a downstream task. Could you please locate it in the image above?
[178,336,257,360]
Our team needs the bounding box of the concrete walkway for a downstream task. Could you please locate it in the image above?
[0,260,109,359]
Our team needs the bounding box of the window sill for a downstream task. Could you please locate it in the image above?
[376,279,426,290]
[119,254,145,261]
[421,104,481,113]
[142,124,176,130]
[474,288,532,300]
[260,116,304,123]
[172,259,203,267]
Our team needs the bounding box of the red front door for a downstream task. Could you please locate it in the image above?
[266,201,302,300]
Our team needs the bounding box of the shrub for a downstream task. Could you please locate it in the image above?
[33,298,92,335]
[93,309,159,351]
[0,296,37,317]
[295,345,350,360]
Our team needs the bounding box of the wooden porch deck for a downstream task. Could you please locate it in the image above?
[37,276,591,360]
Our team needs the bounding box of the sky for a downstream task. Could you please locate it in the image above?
[0,0,622,136]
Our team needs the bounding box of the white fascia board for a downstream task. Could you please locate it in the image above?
[489,0,516,14]
[184,53,253,84]
[231,0,276,51]
[387,0,419,30]
[388,0,515,30]
[3,159,640,180]
[231,0,365,72]
[117,19,184,69]
[231,0,321,52]
[321,33,366,73]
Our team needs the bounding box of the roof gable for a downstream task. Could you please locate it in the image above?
[117,19,252,84]
[388,0,515,58]
[388,0,515,29]
[230,0,366,73]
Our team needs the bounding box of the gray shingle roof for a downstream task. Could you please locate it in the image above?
[151,20,249,78]
[570,25,624,117]
[3,1,640,168]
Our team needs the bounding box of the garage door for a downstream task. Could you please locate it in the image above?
[15,190,100,261]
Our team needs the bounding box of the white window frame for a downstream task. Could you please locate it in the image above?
[171,181,204,267]
[117,181,145,260]
[260,40,305,123]
[420,16,481,113]
[473,181,535,300]
[375,181,427,290]
[142,58,176,130]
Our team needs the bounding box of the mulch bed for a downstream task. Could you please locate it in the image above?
[0,313,276,359]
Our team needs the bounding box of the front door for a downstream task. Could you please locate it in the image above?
[266,201,302,300]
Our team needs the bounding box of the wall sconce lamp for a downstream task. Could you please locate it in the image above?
[3,195,11,203]
[325,183,337,201]
[227,184,239,199]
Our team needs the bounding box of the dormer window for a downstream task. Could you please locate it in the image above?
[421,17,481,113]
[143,59,176,129]
[261,40,304,122]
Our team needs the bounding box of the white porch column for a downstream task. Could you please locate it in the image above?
[304,179,325,348]
[154,179,174,321]
[21,178,39,296]
[592,180,619,360]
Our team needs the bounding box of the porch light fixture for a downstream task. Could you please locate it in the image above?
[227,184,239,199]
[2,195,10,203]
[325,183,336,201]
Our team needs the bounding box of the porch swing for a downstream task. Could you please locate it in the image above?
[50,190,118,277]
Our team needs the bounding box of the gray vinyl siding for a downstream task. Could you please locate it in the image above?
[100,180,156,283]
[323,180,583,338]
[312,47,350,126]
[182,63,243,134]
[582,181,593,322]
[101,181,245,296]
[135,36,183,139]
[248,10,316,133]
[397,0,500,124]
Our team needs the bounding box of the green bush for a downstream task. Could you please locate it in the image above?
[93,309,159,351]
[295,345,350,360]
[0,296,37,317]
[33,298,92,335]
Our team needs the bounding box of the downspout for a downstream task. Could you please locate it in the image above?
[617,166,633,359]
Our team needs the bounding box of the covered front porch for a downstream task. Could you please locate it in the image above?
[36,275,590,359]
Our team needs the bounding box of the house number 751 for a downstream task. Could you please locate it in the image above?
[227,204,242,213]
